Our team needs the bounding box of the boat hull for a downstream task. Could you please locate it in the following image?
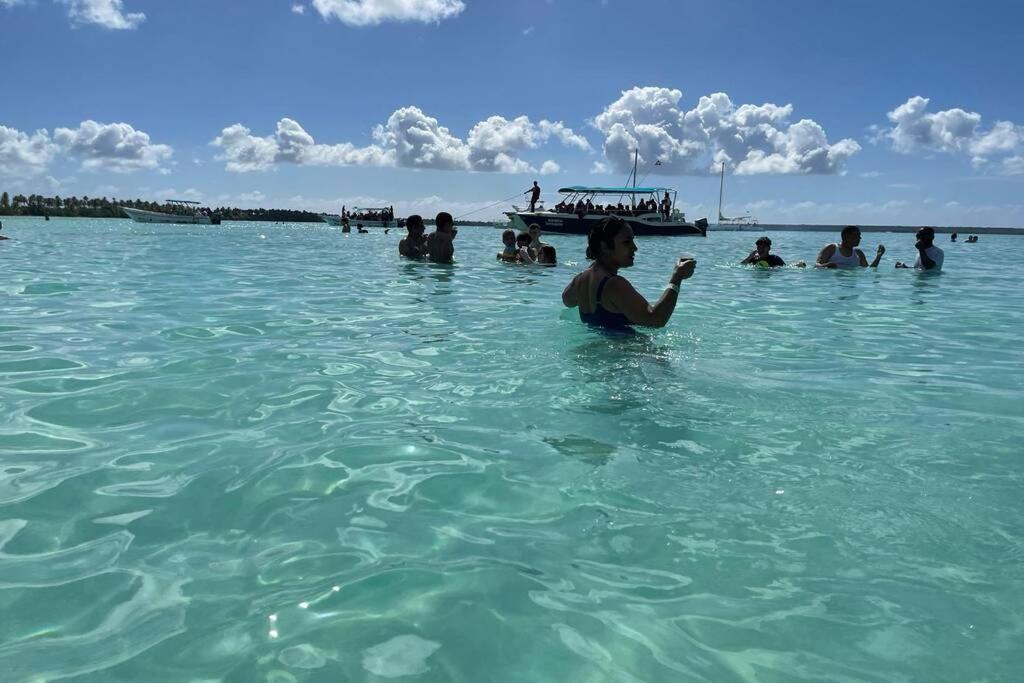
[321,214,399,228]
[123,207,213,224]
[506,211,706,236]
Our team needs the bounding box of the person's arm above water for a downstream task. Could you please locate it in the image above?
[603,259,696,328]
[816,244,838,268]
[740,250,759,265]
[865,244,884,268]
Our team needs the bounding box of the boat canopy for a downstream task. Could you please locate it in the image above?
[166,199,202,205]
[557,186,672,195]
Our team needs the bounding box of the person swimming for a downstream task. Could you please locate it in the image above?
[537,245,557,266]
[515,231,536,264]
[561,216,695,329]
[497,229,517,262]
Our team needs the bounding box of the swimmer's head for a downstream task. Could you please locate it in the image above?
[406,214,425,233]
[916,226,935,246]
[586,216,635,267]
[528,223,541,240]
[755,236,771,254]
[539,245,557,265]
[516,231,531,246]
[435,212,454,232]
[841,225,861,246]
[502,229,515,246]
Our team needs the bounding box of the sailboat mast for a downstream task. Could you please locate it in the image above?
[718,162,725,221]
[631,149,638,208]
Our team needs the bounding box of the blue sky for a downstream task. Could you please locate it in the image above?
[2,0,1023,225]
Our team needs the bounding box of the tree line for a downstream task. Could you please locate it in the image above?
[0,192,325,222]
[0,191,500,226]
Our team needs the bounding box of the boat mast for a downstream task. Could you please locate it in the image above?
[630,149,638,208]
[718,162,725,222]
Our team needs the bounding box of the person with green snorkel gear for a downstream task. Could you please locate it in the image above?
[562,215,695,329]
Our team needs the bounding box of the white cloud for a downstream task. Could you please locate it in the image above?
[522,25,534,35]
[53,120,173,173]
[1003,156,1024,175]
[310,0,464,26]
[215,109,589,174]
[0,125,59,177]
[59,0,145,29]
[291,4,305,14]
[590,161,611,174]
[881,96,1023,173]
[592,86,859,175]
[539,160,560,175]
[238,190,266,202]
[153,187,203,202]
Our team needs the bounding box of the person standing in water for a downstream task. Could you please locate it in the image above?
[896,227,944,271]
[0,220,8,240]
[526,181,541,212]
[816,226,884,268]
[426,211,456,263]
[399,214,427,259]
[562,216,695,329]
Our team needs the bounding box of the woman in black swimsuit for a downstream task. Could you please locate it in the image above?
[561,216,695,329]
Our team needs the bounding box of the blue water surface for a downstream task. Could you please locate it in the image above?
[0,217,1021,681]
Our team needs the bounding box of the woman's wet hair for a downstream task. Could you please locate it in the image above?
[586,216,628,259]
[540,245,557,263]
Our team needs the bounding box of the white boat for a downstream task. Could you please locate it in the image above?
[123,200,220,225]
[322,206,401,229]
[716,162,758,228]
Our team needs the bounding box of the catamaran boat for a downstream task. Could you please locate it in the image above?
[506,185,707,236]
[123,200,221,225]
[321,206,402,229]
[714,162,758,230]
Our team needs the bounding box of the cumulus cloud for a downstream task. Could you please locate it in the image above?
[59,0,145,29]
[592,86,859,175]
[0,125,59,176]
[291,4,305,14]
[212,118,393,172]
[215,109,590,174]
[539,160,560,175]
[53,120,172,172]
[880,96,1023,172]
[310,0,464,26]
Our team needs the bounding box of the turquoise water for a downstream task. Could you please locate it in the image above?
[1,217,1022,681]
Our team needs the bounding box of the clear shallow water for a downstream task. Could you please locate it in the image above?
[0,217,1022,681]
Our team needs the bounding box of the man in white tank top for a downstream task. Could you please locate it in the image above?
[816,226,884,269]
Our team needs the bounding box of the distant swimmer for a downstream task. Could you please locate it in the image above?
[341,217,351,233]
[0,220,8,240]
[357,223,369,233]
[526,181,541,212]
[816,226,884,268]
[562,216,695,329]
[740,236,805,268]
[895,227,944,271]
[399,214,427,259]
[425,211,456,263]
[950,232,958,242]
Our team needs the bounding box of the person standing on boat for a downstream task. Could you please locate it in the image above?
[526,181,541,212]
[561,216,696,329]
[895,227,944,271]
[426,211,456,263]
[661,192,672,220]
[816,226,884,268]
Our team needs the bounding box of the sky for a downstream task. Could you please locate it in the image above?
[2,0,1023,226]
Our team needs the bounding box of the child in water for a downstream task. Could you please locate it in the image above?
[537,245,557,266]
[515,232,536,263]
[497,229,518,261]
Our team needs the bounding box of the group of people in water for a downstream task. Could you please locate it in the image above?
[341,206,395,223]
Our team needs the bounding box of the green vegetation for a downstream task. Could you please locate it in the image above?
[0,192,324,222]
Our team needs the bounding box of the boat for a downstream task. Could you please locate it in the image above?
[715,162,758,229]
[506,150,706,236]
[321,206,402,229]
[123,200,221,225]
